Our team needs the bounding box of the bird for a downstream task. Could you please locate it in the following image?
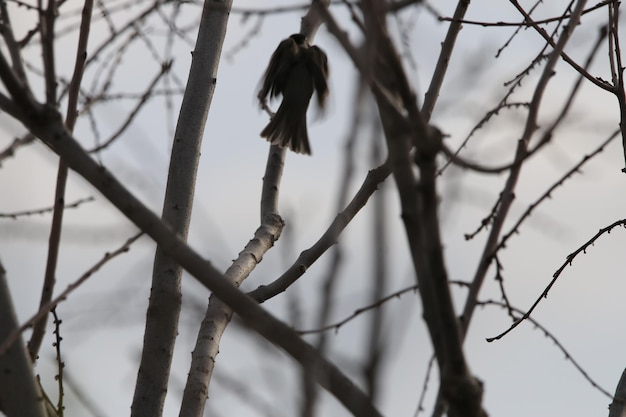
[258,34,329,155]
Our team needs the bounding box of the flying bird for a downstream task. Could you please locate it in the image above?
[258,34,329,155]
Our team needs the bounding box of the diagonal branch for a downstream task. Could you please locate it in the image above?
[88,61,172,153]
[509,0,611,92]
[0,233,144,358]
[249,161,392,303]
[460,0,590,338]
[487,218,626,342]
[16,106,384,417]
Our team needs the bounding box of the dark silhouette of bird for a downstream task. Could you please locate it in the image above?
[258,34,329,155]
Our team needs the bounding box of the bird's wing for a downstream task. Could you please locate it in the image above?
[258,37,300,102]
[307,46,329,108]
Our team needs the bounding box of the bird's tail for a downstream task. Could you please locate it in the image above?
[260,103,311,155]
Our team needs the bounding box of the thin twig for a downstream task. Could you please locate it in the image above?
[298,280,470,335]
[493,256,516,321]
[0,0,28,81]
[51,309,65,417]
[439,1,610,27]
[461,0,589,337]
[509,0,612,92]
[0,197,94,219]
[487,218,626,342]
[496,130,618,253]
[89,61,172,153]
[28,162,68,361]
[481,299,613,399]
[464,194,502,241]
[0,232,143,356]
[413,355,436,417]
[298,285,419,335]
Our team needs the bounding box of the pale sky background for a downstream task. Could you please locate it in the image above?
[1,1,626,417]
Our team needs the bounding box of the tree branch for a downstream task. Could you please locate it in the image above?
[131,1,233,417]
[0,261,48,417]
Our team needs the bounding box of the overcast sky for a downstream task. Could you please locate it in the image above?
[2,1,626,417]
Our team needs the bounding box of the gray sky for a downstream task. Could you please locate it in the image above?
[1,1,625,417]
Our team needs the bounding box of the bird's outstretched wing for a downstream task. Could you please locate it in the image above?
[258,37,300,103]
[306,45,329,108]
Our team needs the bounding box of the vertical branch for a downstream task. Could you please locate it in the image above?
[28,0,94,362]
[301,74,368,417]
[356,0,484,415]
[422,0,470,121]
[608,367,626,417]
[0,261,48,417]
[132,1,234,417]
[363,110,387,400]
[182,3,332,417]
[0,34,35,111]
[607,3,619,86]
[260,145,286,220]
[0,1,28,82]
[460,0,589,337]
[39,0,57,105]
[65,0,94,134]
[28,164,68,361]
[51,309,65,416]
[607,1,626,172]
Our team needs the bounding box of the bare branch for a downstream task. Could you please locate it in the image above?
[422,0,470,121]
[298,285,419,335]
[0,260,48,417]
[249,161,392,302]
[606,1,626,172]
[0,0,28,81]
[609,368,626,417]
[461,0,590,338]
[0,197,94,219]
[39,0,58,104]
[27,162,69,361]
[51,309,65,415]
[28,0,95,363]
[89,61,172,153]
[22,114,383,416]
[131,0,232,415]
[414,355,436,417]
[481,299,613,399]
[497,130,619,253]
[179,214,283,417]
[509,0,612,92]
[487,218,626,342]
[439,1,610,27]
[0,232,144,357]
